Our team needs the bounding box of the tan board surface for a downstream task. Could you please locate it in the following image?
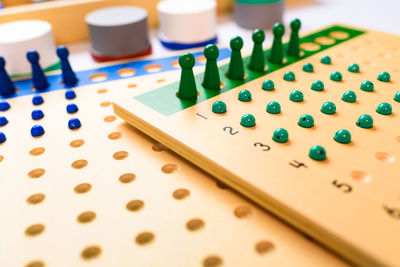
[114,27,400,266]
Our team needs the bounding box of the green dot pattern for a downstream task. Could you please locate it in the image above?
[298,114,314,128]
[290,90,304,102]
[262,80,275,91]
[283,71,295,81]
[212,101,227,114]
[272,128,289,143]
[334,129,351,144]
[238,89,252,102]
[342,91,357,103]
[377,71,390,82]
[309,145,326,161]
[320,56,331,64]
[356,114,373,129]
[311,80,324,91]
[376,102,392,115]
[302,63,314,72]
[330,71,342,82]
[321,102,336,114]
[348,63,360,73]
[394,91,400,102]
[240,114,256,127]
[266,101,281,114]
[360,80,374,92]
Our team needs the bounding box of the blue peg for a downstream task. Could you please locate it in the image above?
[0,57,16,97]
[27,50,49,91]
[57,46,78,86]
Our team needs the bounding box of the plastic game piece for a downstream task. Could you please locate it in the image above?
[65,90,76,100]
[31,109,44,120]
[287,19,301,57]
[342,91,357,103]
[348,63,360,73]
[377,71,390,82]
[283,71,295,81]
[227,36,245,80]
[32,95,44,106]
[27,50,49,91]
[269,23,285,64]
[376,102,392,115]
[86,7,152,61]
[234,0,284,29]
[202,44,220,90]
[240,114,255,127]
[261,80,275,91]
[67,103,79,114]
[0,131,6,144]
[0,116,8,127]
[238,89,252,102]
[31,125,45,137]
[360,80,374,92]
[212,101,226,114]
[394,91,400,102]
[0,56,16,97]
[272,128,288,143]
[68,118,81,130]
[177,53,197,100]
[57,46,78,86]
[320,56,331,64]
[309,145,326,161]
[334,129,351,144]
[298,114,314,128]
[330,71,342,82]
[248,29,265,72]
[0,101,10,111]
[356,114,373,129]
[289,90,303,102]
[321,102,336,115]
[266,101,281,114]
[311,80,324,91]
[302,63,314,72]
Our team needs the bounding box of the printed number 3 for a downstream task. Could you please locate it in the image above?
[254,142,271,151]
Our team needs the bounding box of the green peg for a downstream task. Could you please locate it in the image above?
[249,29,265,72]
[240,114,256,127]
[202,44,220,90]
[360,80,374,92]
[311,80,324,91]
[356,114,373,129]
[348,63,360,73]
[272,128,289,143]
[287,18,301,57]
[334,129,351,144]
[212,101,227,114]
[394,91,400,102]
[377,71,390,82]
[298,114,314,128]
[321,102,336,115]
[309,145,326,161]
[376,102,392,115]
[266,101,281,114]
[302,63,314,72]
[283,71,295,81]
[290,90,303,102]
[177,53,197,100]
[269,23,285,64]
[342,91,357,103]
[262,80,275,91]
[330,71,342,82]
[321,56,331,64]
[227,36,245,80]
[238,89,252,102]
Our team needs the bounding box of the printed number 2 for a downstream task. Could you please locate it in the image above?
[254,142,271,151]
[223,126,239,135]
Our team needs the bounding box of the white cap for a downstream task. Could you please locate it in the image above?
[157,0,217,44]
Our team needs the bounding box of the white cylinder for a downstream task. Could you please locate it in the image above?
[0,20,58,76]
[157,0,217,44]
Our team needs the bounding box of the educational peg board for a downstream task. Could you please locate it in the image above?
[114,25,400,266]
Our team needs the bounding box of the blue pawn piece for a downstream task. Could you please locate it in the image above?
[66,103,78,114]
[0,116,8,127]
[27,50,49,91]
[32,109,44,120]
[32,95,44,105]
[0,101,10,111]
[57,46,78,86]
[65,90,76,100]
[0,131,6,144]
[0,57,16,97]
[31,125,45,137]
[68,118,81,130]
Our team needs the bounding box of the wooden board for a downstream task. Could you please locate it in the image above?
[114,25,400,266]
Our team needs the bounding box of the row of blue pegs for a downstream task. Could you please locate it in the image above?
[0,46,78,97]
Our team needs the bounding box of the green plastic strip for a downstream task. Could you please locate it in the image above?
[135,25,365,116]
[11,61,61,79]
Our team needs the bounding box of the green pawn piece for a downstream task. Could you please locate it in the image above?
[342,91,357,103]
[298,114,314,128]
[272,128,289,143]
[290,90,303,102]
[309,145,326,161]
[240,114,256,127]
[302,63,314,72]
[394,91,400,102]
[360,80,374,92]
[212,101,227,114]
[348,63,360,73]
[227,36,245,80]
[177,53,197,100]
[376,102,392,115]
[249,29,265,72]
[283,71,295,81]
[287,19,301,57]
[321,102,336,115]
[356,114,373,129]
[377,71,390,82]
[311,80,324,91]
[334,129,351,144]
[266,101,281,114]
[321,56,331,64]
[269,23,285,64]
[202,44,220,90]
[262,80,275,91]
[238,89,252,102]
[330,71,342,82]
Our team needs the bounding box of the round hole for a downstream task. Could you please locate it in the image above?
[375,152,395,163]
[314,36,335,45]
[90,73,108,82]
[171,60,179,68]
[77,211,96,223]
[119,173,136,183]
[117,68,135,77]
[100,101,111,107]
[157,78,166,83]
[81,245,102,260]
[74,183,92,194]
[363,60,376,66]
[255,240,275,254]
[108,132,122,140]
[97,88,107,94]
[71,159,88,169]
[126,199,144,212]
[29,147,45,156]
[0,155,3,162]
[25,260,45,267]
[234,206,252,218]
[113,151,128,160]
[127,84,137,88]
[397,136,400,142]
[25,223,45,236]
[300,42,320,51]
[378,53,391,59]
[135,231,155,245]
[26,193,45,205]
[186,218,205,231]
[152,142,167,152]
[70,139,85,148]
[197,55,206,63]
[161,163,178,174]
[172,188,190,200]
[144,64,162,73]
[350,170,371,182]
[28,168,45,179]
[329,31,349,40]
[104,115,116,122]
[203,255,223,267]
[393,68,400,73]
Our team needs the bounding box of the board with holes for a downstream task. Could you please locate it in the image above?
[114,24,400,266]
[0,51,346,267]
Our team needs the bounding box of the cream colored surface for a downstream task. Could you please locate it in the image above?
[114,29,400,266]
